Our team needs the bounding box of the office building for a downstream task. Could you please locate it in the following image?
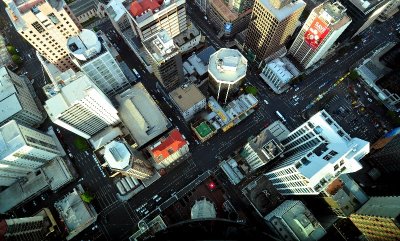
[366,129,400,174]
[143,30,184,91]
[44,72,120,139]
[116,82,170,148]
[4,0,80,71]
[127,0,187,41]
[341,0,391,38]
[260,57,300,94]
[0,120,62,187]
[67,0,101,24]
[265,200,327,241]
[0,66,44,127]
[103,140,153,180]
[191,198,217,220]
[241,127,285,172]
[169,84,206,121]
[147,128,189,169]
[378,0,400,21]
[208,48,248,103]
[54,184,97,240]
[207,0,254,38]
[265,110,370,195]
[244,0,306,61]
[289,1,352,69]
[1,216,45,240]
[350,196,400,241]
[321,174,369,217]
[67,29,130,97]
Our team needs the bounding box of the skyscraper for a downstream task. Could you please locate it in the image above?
[44,72,120,139]
[265,110,370,195]
[4,0,80,71]
[244,0,306,61]
[208,48,248,103]
[0,217,45,240]
[143,30,184,91]
[350,196,400,241]
[0,66,44,127]
[289,1,352,69]
[67,29,131,97]
[0,120,62,186]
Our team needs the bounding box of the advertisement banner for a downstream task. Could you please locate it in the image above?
[304,18,330,50]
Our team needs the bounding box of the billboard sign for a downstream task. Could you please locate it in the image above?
[304,18,330,50]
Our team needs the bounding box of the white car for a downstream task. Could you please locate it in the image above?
[367,98,373,103]
[294,87,300,92]
[364,91,369,96]
[292,95,298,99]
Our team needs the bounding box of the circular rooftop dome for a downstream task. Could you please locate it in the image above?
[67,29,101,61]
[208,48,248,84]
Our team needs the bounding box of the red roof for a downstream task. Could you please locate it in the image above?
[129,0,163,17]
[151,129,187,162]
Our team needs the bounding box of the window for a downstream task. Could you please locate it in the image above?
[31,21,45,33]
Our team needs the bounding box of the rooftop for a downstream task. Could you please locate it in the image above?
[320,1,348,25]
[173,24,201,47]
[9,0,65,13]
[170,84,206,112]
[54,184,97,240]
[0,120,26,159]
[191,198,217,219]
[45,72,108,120]
[349,0,384,14]
[89,126,123,150]
[0,67,23,123]
[265,200,326,240]
[259,0,306,22]
[149,129,187,163]
[266,120,290,141]
[116,82,169,147]
[187,54,207,76]
[208,48,248,84]
[266,58,298,83]
[247,128,285,164]
[127,0,184,24]
[210,0,252,22]
[143,30,179,64]
[106,0,127,22]
[103,140,133,171]
[355,196,400,218]
[68,0,99,17]
[197,46,217,65]
[67,29,102,62]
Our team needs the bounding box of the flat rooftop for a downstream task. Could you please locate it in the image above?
[127,0,184,24]
[170,84,205,112]
[68,0,98,16]
[0,120,25,159]
[10,0,65,13]
[116,82,169,147]
[208,48,247,84]
[266,58,295,83]
[67,29,102,62]
[0,67,23,123]
[143,30,179,64]
[349,0,383,14]
[103,140,132,170]
[259,0,306,22]
[210,0,252,21]
[355,196,400,218]
[320,1,348,25]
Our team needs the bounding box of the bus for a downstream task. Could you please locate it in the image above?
[276,111,286,122]
[132,68,141,78]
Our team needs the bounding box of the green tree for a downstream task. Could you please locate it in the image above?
[80,192,94,203]
[348,70,360,81]
[7,45,17,55]
[245,85,258,95]
[73,137,89,151]
[11,54,22,65]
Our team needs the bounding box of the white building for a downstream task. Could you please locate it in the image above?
[208,48,248,103]
[169,84,206,121]
[126,0,187,41]
[260,57,300,94]
[103,140,153,180]
[265,200,327,241]
[67,29,130,97]
[44,72,120,139]
[289,1,352,69]
[147,129,189,169]
[0,120,62,186]
[4,0,80,71]
[0,66,44,127]
[265,110,370,195]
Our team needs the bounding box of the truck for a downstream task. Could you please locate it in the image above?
[276,111,287,122]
